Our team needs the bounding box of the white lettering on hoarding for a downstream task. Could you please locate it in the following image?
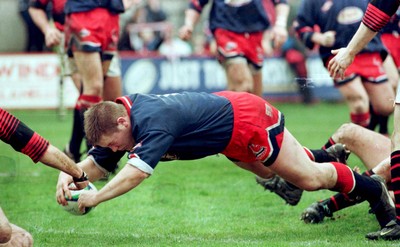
[124,59,157,94]
[203,60,226,89]
[0,54,78,109]
[159,60,200,90]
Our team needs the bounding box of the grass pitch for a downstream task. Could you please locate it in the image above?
[0,102,398,246]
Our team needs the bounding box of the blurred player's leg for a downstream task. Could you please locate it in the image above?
[251,67,263,98]
[224,60,253,93]
[285,48,314,104]
[214,29,264,97]
[103,54,122,101]
[336,77,370,127]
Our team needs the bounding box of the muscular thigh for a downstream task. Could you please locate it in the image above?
[268,129,337,189]
[337,77,368,102]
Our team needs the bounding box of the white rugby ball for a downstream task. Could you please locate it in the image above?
[61,182,97,216]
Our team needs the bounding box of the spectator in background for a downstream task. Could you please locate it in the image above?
[179,0,289,97]
[19,0,46,52]
[159,26,192,59]
[118,0,167,52]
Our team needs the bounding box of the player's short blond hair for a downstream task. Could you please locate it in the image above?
[84,101,126,145]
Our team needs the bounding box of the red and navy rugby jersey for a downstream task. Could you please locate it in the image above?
[188,0,287,34]
[88,92,233,174]
[64,0,125,14]
[295,0,386,62]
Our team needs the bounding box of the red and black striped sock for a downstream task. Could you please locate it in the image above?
[323,193,362,214]
[77,95,102,152]
[390,150,400,224]
[322,137,336,150]
[68,104,85,162]
[362,169,375,177]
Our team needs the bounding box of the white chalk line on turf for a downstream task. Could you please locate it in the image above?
[34,228,304,244]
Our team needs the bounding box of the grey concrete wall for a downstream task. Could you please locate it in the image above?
[0,0,26,52]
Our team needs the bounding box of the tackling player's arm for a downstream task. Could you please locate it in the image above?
[0,108,87,189]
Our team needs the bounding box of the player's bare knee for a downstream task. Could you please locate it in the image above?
[374,162,391,183]
[346,96,368,113]
[374,104,394,116]
[333,123,355,143]
[84,80,103,97]
[0,223,12,243]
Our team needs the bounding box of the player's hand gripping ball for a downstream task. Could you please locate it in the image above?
[62,182,97,215]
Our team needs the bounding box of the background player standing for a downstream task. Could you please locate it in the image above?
[179,0,289,97]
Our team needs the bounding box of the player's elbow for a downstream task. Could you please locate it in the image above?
[135,168,151,180]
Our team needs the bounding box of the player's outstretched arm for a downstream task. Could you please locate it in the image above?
[78,164,150,211]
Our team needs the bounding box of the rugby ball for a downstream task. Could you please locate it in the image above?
[61,182,97,216]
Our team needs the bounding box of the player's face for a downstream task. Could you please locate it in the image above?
[98,120,135,152]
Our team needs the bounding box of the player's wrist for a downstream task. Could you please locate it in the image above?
[73,171,89,182]
[275,16,287,28]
